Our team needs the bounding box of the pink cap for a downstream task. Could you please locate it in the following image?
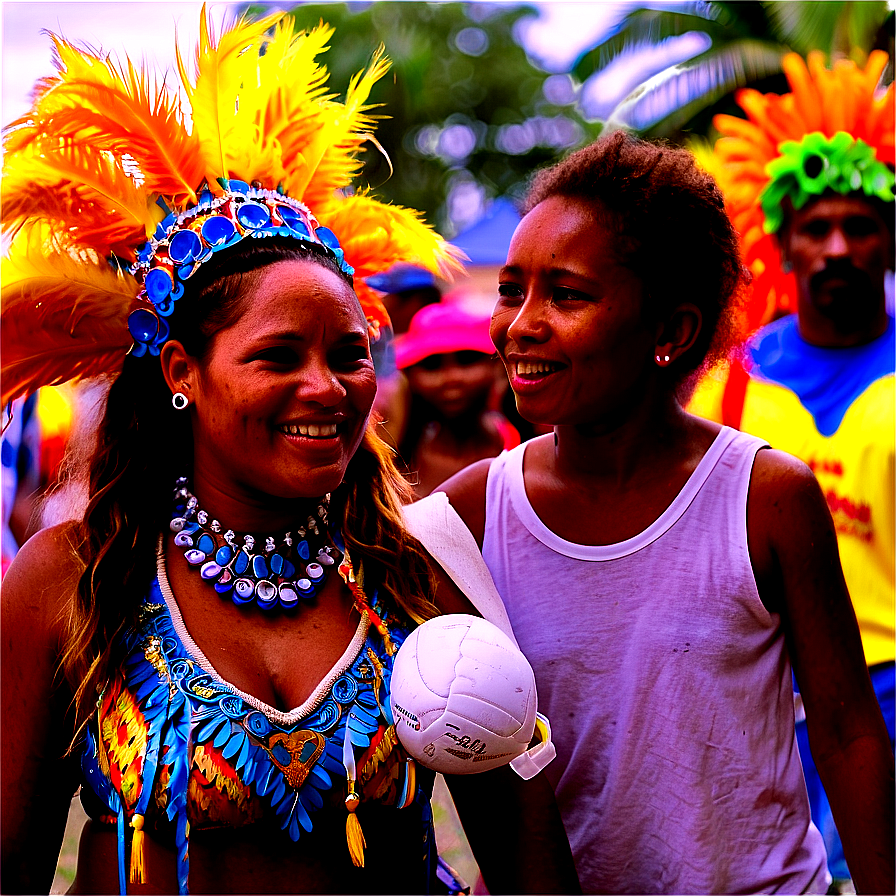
[394,301,495,369]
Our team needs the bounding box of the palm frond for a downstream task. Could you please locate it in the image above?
[572,5,722,82]
[610,40,785,134]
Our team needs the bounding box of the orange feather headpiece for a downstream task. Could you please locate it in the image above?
[1,8,464,406]
[708,51,894,332]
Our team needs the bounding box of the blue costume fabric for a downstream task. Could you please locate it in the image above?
[80,574,434,894]
[748,314,895,436]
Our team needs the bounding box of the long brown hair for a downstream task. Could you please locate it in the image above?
[61,240,438,734]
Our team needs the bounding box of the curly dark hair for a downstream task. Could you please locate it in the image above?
[523,130,750,388]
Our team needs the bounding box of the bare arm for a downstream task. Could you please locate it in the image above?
[1,525,82,894]
[447,766,580,894]
[748,449,895,895]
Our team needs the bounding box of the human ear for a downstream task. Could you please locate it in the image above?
[654,303,702,366]
[160,340,199,405]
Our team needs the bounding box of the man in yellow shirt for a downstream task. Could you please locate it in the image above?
[691,53,895,889]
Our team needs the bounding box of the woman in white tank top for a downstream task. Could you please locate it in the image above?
[438,132,894,895]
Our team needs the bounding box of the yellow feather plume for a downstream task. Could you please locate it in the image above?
[286,48,391,207]
[2,5,462,400]
[178,9,283,187]
[223,20,334,188]
[317,192,466,283]
[1,231,137,404]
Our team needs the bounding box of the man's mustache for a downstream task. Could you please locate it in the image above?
[811,261,871,293]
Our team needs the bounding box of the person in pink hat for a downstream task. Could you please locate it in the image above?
[391,301,519,499]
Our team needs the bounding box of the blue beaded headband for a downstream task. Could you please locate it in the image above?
[126,179,355,357]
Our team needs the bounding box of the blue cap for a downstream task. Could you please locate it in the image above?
[365,263,436,294]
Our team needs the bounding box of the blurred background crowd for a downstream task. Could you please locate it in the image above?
[2,1,893,891]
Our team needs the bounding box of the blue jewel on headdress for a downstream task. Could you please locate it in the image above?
[202,215,236,246]
[229,180,251,195]
[127,308,170,356]
[196,188,215,210]
[279,206,312,239]
[128,308,160,344]
[155,293,178,317]
[169,229,203,264]
[145,267,173,303]
[315,227,340,251]
[153,213,177,242]
[237,203,271,230]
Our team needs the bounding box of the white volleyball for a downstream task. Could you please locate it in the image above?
[389,614,537,775]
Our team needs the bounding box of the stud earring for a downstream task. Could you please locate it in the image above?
[655,355,671,365]
[781,260,793,274]
[172,391,190,410]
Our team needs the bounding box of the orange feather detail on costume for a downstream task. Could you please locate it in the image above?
[1,232,137,404]
[2,140,159,256]
[187,743,261,826]
[711,52,894,330]
[356,724,404,802]
[10,36,205,207]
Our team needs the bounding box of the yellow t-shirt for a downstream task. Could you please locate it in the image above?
[689,318,895,666]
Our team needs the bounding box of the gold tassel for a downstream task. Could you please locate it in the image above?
[345,790,366,867]
[129,813,146,884]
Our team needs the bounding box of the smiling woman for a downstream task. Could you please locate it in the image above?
[438,130,895,895]
[0,9,580,895]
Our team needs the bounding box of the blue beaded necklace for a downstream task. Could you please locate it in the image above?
[169,477,342,610]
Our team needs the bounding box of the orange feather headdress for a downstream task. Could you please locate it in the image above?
[1,8,464,406]
[708,51,894,332]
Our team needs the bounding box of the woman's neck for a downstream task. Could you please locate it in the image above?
[552,392,695,488]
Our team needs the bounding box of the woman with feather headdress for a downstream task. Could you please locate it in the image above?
[0,10,580,894]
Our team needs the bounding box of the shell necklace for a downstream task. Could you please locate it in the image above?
[169,477,342,610]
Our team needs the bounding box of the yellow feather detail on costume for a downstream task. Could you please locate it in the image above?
[1,231,136,405]
[300,50,391,210]
[8,36,204,206]
[285,47,390,205]
[179,6,282,186]
[222,20,333,187]
[318,193,466,282]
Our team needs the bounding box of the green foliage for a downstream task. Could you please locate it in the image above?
[248,2,599,235]
[572,0,893,140]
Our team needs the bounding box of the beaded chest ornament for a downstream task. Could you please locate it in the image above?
[170,478,342,610]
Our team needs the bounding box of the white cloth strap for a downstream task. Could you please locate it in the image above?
[402,492,519,647]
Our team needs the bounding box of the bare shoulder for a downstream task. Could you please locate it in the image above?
[749,446,826,518]
[2,522,85,634]
[747,446,838,606]
[434,457,494,547]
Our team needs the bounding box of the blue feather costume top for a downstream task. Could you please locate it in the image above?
[79,557,432,894]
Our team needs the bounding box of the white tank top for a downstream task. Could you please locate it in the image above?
[483,427,828,895]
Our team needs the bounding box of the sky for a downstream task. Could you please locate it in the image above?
[0,1,635,126]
